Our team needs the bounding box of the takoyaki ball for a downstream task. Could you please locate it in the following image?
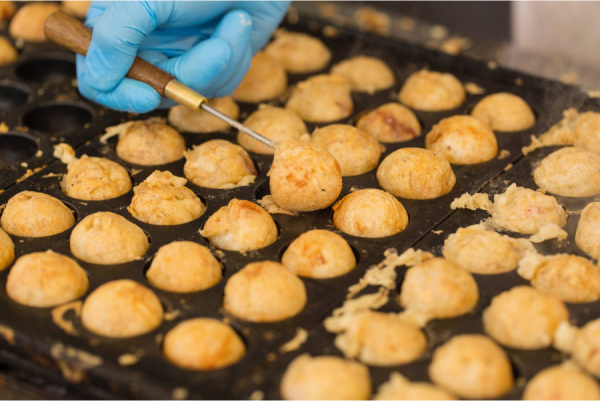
[232,51,287,103]
[81,279,163,338]
[574,111,600,156]
[398,70,465,112]
[281,229,356,279]
[286,74,353,123]
[70,212,149,265]
[483,286,569,349]
[425,115,498,164]
[311,124,382,176]
[533,147,600,197]
[375,373,457,401]
[183,140,257,189]
[128,171,205,225]
[280,354,371,400]
[9,2,60,42]
[269,140,342,212]
[168,97,239,134]
[54,144,131,201]
[377,148,455,200]
[442,224,534,274]
[573,319,600,378]
[146,241,222,293]
[61,0,90,18]
[332,189,408,238]
[576,202,600,259]
[0,1,15,20]
[0,37,17,66]
[348,311,427,366]
[6,250,88,308]
[223,261,306,323]
[471,92,536,132]
[429,334,514,399]
[163,318,245,370]
[200,199,278,252]
[355,103,421,143]
[523,364,600,400]
[0,228,14,271]
[108,118,185,166]
[0,191,75,237]
[237,105,307,155]
[331,55,395,94]
[265,29,331,74]
[399,258,478,321]
[491,184,567,234]
[525,254,600,303]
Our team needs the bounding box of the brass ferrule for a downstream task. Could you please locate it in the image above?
[164,80,207,111]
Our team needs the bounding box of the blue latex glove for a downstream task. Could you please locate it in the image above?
[77,1,290,113]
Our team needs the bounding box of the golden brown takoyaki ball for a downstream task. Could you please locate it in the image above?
[572,319,600,378]
[429,335,514,399]
[232,51,287,103]
[399,258,478,322]
[146,241,222,293]
[0,1,15,20]
[6,250,88,307]
[0,37,17,66]
[425,115,498,164]
[576,202,600,260]
[483,286,569,349]
[286,74,353,123]
[200,199,278,252]
[311,124,382,176]
[533,147,600,197]
[523,364,600,400]
[398,70,465,112]
[81,279,163,338]
[332,189,408,238]
[265,29,331,74]
[355,103,421,143]
[128,171,205,225]
[70,212,149,265]
[520,253,600,303]
[281,229,355,279]
[54,144,131,201]
[331,55,395,94]
[183,139,257,189]
[223,261,306,323]
[280,354,371,400]
[574,111,600,156]
[375,373,457,400]
[0,191,75,238]
[237,105,307,155]
[61,1,90,18]
[106,117,185,166]
[0,228,14,271]
[163,318,245,370]
[269,140,342,212]
[442,224,534,274]
[490,184,567,234]
[168,97,239,134]
[9,2,60,42]
[471,92,536,132]
[377,148,455,199]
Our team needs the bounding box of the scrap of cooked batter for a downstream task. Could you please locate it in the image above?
[529,223,568,243]
[464,82,485,95]
[450,192,493,211]
[51,301,82,336]
[324,287,390,334]
[522,108,578,154]
[279,328,308,353]
[257,195,297,216]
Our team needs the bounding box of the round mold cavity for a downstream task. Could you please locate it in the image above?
[0,83,30,111]
[16,57,76,85]
[0,132,38,168]
[22,102,93,135]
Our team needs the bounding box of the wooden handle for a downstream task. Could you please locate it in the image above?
[44,11,174,96]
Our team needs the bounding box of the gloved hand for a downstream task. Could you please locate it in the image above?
[77,1,290,113]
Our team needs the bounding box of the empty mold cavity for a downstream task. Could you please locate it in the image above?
[0,83,30,111]
[16,58,76,84]
[23,103,92,134]
[0,133,38,167]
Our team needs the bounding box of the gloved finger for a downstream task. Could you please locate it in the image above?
[234,1,290,53]
[77,54,161,113]
[212,46,253,97]
[85,1,109,27]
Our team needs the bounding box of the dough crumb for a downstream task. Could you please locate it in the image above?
[324,287,389,333]
[355,6,390,36]
[450,193,492,212]
[322,25,340,38]
[433,230,443,234]
[51,301,82,336]
[530,223,568,243]
[515,77,524,86]
[488,60,498,70]
[249,390,264,400]
[172,387,189,400]
[441,37,471,55]
[0,122,8,133]
[117,350,145,366]
[257,195,297,216]
[588,90,600,98]
[53,143,77,165]
[0,325,15,346]
[522,108,578,155]
[464,82,485,95]
[504,163,513,171]
[553,321,579,353]
[35,150,42,157]
[498,149,511,159]
[428,25,448,40]
[279,328,308,353]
